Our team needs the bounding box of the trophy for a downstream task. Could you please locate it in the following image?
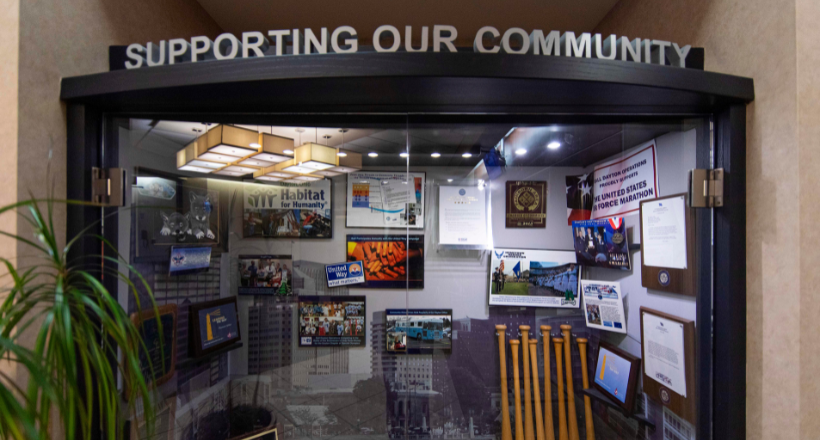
[552,337,569,440]
[561,325,580,440]
[520,325,535,440]
[528,339,545,440]
[496,325,513,440]
[577,338,595,440]
[510,339,525,440]
[540,326,555,440]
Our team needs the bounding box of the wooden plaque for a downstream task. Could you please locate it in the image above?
[129,304,177,392]
[505,181,547,228]
[639,307,696,424]
[639,193,697,296]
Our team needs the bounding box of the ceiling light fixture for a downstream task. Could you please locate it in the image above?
[431,152,441,158]
[255,175,284,182]
[462,153,472,158]
[447,179,453,182]
[400,152,409,158]
[368,152,378,157]
[337,152,347,157]
[515,148,527,156]
[179,165,214,174]
[200,124,260,157]
[286,142,338,171]
[547,141,561,150]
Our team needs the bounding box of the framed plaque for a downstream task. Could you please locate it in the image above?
[640,307,696,424]
[129,304,177,392]
[639,193,697,296]
[189,297,241,358]
[505,181,547,228]
[592,341,641,414]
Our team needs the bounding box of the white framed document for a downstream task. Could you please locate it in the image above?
[641,311,687,397]
[438,186,488,247]
[641,194,687,269]
[346,172,425,229]
[581,280,627,334]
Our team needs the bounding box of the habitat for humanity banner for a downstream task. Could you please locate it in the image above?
[243,180,332,238]
[591,141,659,219]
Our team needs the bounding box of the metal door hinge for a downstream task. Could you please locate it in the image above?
[91,167,126,207]
[689,168,723,208]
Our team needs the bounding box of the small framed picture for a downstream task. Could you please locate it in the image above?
[189,297,241,358]
[592,341,641,414]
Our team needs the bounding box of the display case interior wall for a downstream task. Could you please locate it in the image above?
[115,118,707,440]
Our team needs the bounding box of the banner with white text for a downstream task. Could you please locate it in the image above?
[591,141,659,219]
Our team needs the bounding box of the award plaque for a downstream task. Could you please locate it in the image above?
[505,181,547,228]
[129,304,177,393]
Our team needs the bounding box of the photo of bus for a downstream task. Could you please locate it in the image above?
[385,309,452,353]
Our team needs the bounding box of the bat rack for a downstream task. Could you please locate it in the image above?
[581,387,656,432]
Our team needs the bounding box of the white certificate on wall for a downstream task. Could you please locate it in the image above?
[641,195,687,269]
[438,186,487,246]
[642,311,687,397]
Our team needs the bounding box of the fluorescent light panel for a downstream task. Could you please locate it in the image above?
[256,176,285,182]
[239,158,275,167]
[179,165,214,173]
[252,153,290,163]
[210,144,257,157]
[188,160,224,169]
[222,165,258,174]
[198,152,241,163]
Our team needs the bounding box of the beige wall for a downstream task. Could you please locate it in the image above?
[596,0,817,439]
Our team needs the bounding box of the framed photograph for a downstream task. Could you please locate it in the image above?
[385,309,452,354]
[298,296,366,347]
[505,180,547,228]
[169,246,212,276]
[133,168,223,262]
[592,341,641,414]
[238,255,293,296]
[489,249,579,308]
[129,304,177,393]
[189,297,241,358]
[582,280,627,333]
[346,171,425,229]
[243,180,332,239]
[572,217,631,270]
[346,235,424,289]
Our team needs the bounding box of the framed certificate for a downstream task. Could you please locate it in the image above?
[640,307,696,423]
[346,171,426,229]
[639,193,697,296]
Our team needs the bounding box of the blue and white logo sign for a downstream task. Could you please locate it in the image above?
[459,188,466,196]
[326,261,366,287]
[658,270,671,286]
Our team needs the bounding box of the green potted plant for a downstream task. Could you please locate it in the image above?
[0,198,161,439]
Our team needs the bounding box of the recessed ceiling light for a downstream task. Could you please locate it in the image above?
[515,148,527,156]
[431,152,441,158]
[283,149,294,155]
[462,153,472,158]
[249,142,261,149]
[547,141,561,150]
[368,152,378,157]
[447,179,453,182]
[400,152,409,158]
[337,152,348,157]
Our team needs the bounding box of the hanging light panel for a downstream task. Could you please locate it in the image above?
[282,142,337,172]
[197,124,260,157]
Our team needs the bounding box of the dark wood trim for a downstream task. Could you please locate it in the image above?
[712,105,746,439]
[60,53,753,114]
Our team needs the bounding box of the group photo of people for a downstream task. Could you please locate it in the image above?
[298,300,365,337]
[244,208,332,239]
[238,255,292,295]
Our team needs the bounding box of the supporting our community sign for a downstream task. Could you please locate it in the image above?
[591,141,659,219]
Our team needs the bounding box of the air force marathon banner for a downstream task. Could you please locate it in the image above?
[243,181,332,238]
[590,141,659,219]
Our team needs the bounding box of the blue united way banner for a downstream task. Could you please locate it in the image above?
[326,261,366,287]
[572,217,632,270]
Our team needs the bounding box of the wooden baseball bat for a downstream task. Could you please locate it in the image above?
[496,325,513,440]
[529,339,545,440]
[540,326,555,440]
[520,326,534,440]
[577,338,595,440]
[510,340,524,440]
[561,325,579,440]
[553,337,568,440]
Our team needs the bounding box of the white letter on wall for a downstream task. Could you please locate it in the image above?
[501,28,529,54]
[191,36,213,62]
[406,26,429,52]
[529,30,560,56]
[618,37,641,62]
[562,32,591,58]
[168,38,190,64]
[146,41,166,66]
[268,30,290,56]
[125,43,145,69]
[670,43,691,67]
[214,33,239,60]
[594,34,617,60]
[373,25,401,52]
[242,32,269,58]
[652,40,671,65]
[331,26,358,53]
[304,28,328,54]
[473,26,499,53]
[433,25,458,52]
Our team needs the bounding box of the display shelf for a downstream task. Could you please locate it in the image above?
[178,342,242,369]
[581,387,656,431]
